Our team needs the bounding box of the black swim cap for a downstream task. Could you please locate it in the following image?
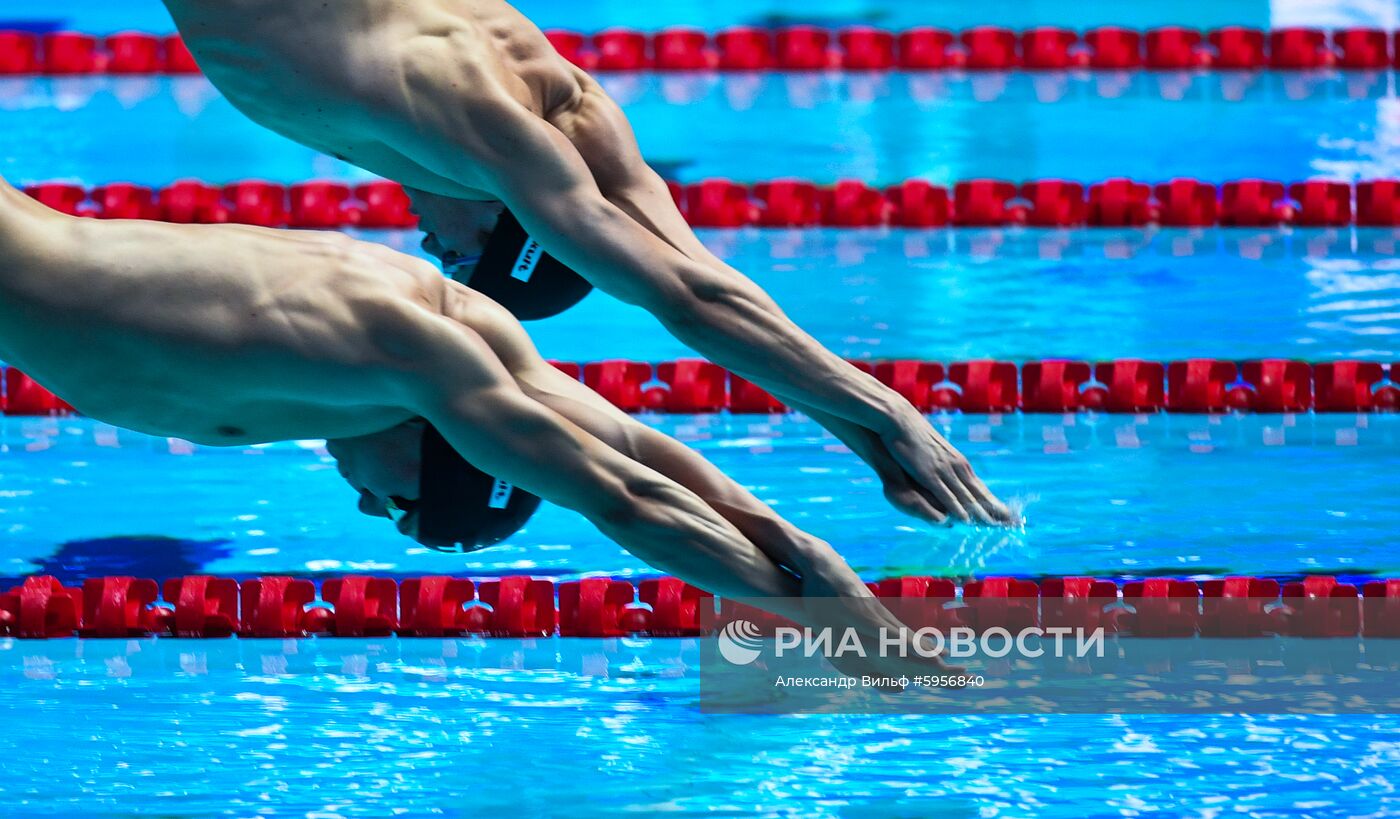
[440,208,593,321]
[409,424,541,553]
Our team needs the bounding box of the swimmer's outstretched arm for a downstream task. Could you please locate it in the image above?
[394,74,1012,526]
[508,354,865,595]
[390,304,804,605]
[394,306,957,677]
[390,306,960,677]
[450,286,871,591]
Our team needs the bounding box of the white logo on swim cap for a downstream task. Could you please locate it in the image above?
[717,619,764,665]
[511,238,543,282]
[488,479,514,510]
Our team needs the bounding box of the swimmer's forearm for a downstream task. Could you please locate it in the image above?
[544,452,806,606]
[527,197,897,422]
[623,430,879,602]
[528,358,857,588]
[421,392,802,605]
[648,274,900,426]
[437,412,800,605]
[589,479,804,603]
[400,306,808,612]
[621,424,842,571]
[517,193,900,425]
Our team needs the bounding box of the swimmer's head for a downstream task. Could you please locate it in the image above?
[326,419,540,552]
[418,199,507,275]
[420,203,594,322]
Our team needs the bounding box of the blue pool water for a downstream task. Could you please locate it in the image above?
[4,638,1400,817]
[3,0,1400,816]
[466,227,1400,363]
[4,73,1400,185]
[0,0,1285,39]
[3,415,1398,585]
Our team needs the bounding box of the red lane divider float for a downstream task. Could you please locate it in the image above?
[4,359,1396,417]
[24,180,418,228]
[545,24,1392,73]
[2,573,1397,639]
[2,368,75,415]
[22,177,1400,229]
[0,31,200,75]
[4,27,1398,75]
[0,574,713,639]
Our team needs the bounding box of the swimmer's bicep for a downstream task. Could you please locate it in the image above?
[438,282,640,440]
[464,107,699,309]
[384,53,700,307]
[423,386,657,528]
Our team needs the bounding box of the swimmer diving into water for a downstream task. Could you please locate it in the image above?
[158,0,1014,527]
[0,177,961,679]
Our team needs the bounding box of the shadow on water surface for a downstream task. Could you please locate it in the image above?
[6,535,234,586]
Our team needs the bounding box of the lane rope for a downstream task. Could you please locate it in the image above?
[2,574,1395,639]
[1,27,1397,75]
[18,177,1400,228]
[5,359,1395,416]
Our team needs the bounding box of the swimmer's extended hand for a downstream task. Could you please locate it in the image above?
[882,408,1016,526]
[799,403,1015,526]
[786,540,967,688]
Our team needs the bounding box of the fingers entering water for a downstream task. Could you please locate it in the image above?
[929,478,971,524]
[973,481,1018,525]
[889,485,946,524]
[947,476,994,525]
[951,461,1017,526]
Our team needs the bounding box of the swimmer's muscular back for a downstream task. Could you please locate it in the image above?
[0,193,446,444]
[162,0,584,198]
